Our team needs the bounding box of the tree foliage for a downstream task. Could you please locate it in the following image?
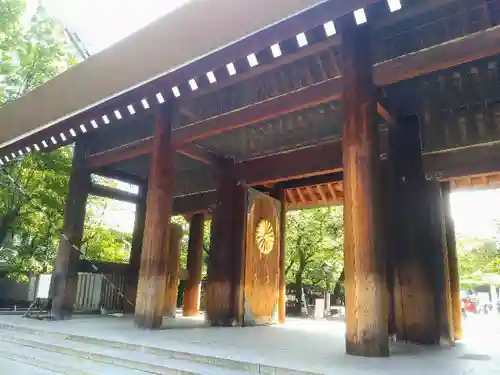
[458,236,500,287]
[0,0,76,103]
[285,207,344,297]
[82,196,132,264]
[0,1,129,280]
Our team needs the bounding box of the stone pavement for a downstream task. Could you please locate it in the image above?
[0,356,58,374]
[0,313,498,374]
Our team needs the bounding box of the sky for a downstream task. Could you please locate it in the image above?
[40,0,191,52]
[33,0,500,239]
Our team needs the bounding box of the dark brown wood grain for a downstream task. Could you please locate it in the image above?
[389,115,453,345]
[183,213,205,316]
[425,182,454,346]
[51,141,90,320]
[341,18,389,357]
[205,166,247,326]
[134,104,175,329]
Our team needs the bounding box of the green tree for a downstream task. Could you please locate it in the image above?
[0,0,76,280]
[285,207,344,299]
[458,236,500,286]
[82,195,132,264]
[0,1,76,103]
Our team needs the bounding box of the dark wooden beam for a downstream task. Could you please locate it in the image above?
[234,140,343,186]
[373,0,456,30]
[85,136,221,168]
[377,103,396,126]
[165,139,500,214]
[177,143,224,166]
[92,167,145,186]
[173,78,343,145]
[89,183,139,204]
[83,25,500,170]
[423,142,500,180]
[172,191,216,215]
[85,137,153,169]
[279,171,343,190]
[377,25,500,86]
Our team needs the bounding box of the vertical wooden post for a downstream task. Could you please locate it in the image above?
[388,115,434,344]
[425,182,454,346]
[388,115,454,345]
[51,141,90,320]
[183,213,205,317]
[135,103,175,329]
[206,165,247,326]
[271,186,287,324]
[130,183,148,271]
[442,182,462,340]
[124,182,148,313]
[380,163,397,337]
[163,224,184,318]
[341,17,389,357]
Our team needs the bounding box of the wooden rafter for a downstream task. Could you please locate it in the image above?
[295,187,307,203]
[174,26,500,145]
[285,181,344,209]
[316,184,327,202]
[326,182,337,200]
[305,185,318,203]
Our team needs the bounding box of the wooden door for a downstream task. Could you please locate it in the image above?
[243,189,281,326]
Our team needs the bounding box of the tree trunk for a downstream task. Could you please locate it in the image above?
[0,206,21,246]
[333,268,345,304]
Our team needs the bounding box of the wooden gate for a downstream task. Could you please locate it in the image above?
[243,189,281,326]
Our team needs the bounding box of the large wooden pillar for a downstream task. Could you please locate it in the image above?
[51,141,90,320]
[341,17,389,357]
[124,182,148,312]
[135,103,175,329]
[442,182,462,340]
[205,164,247,326]
[183,213,205,317]
[388,115,453,345]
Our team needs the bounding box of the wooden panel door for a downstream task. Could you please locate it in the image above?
[243,189,281,326]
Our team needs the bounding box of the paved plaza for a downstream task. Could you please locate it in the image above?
[0,313,498,374]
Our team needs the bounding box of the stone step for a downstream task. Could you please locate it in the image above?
[0,322,305,375]
[0,330,254,375]
[0,340,151,375]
